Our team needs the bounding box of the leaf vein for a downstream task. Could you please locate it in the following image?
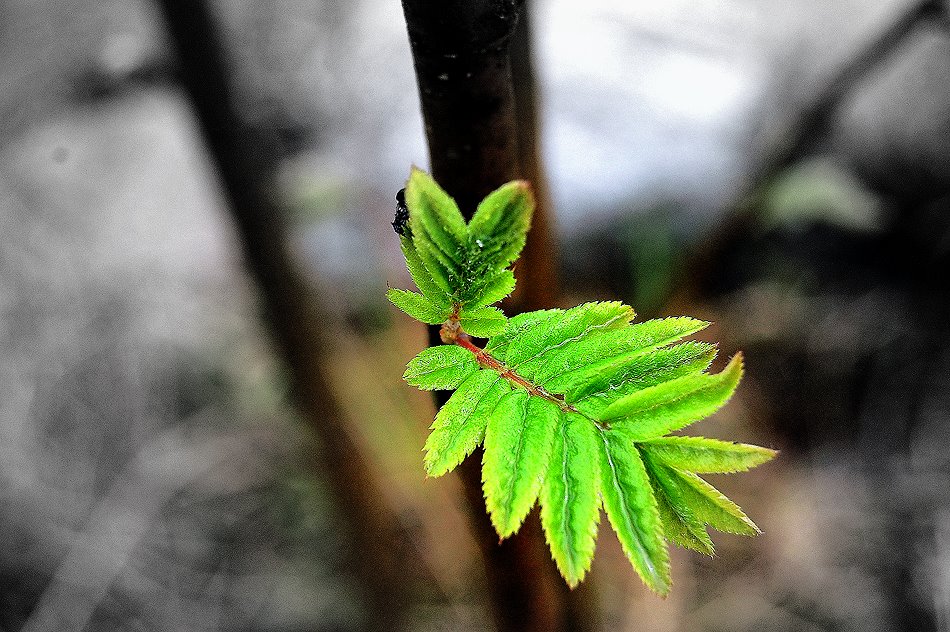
[499,393,530,522]
[510,312,631,372]
[441,374,503,445]
[602,432,656,577]
[559,424,576,571]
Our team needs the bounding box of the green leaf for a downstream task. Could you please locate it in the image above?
[459,306,508,338]
[424,371,510,477]
[540,413,601,586]
[598,427,671,595]
[398,168,467,301]
[652,481,714,555]
[485,309,562,358]
[387,288,450,324]
[505,302,635,369]
[394,170,533,312]
[622,316,709,349]
[562,341,717,408]
[406,167,467,265]
[533,317,708,386]
[483,390,560,537]
[393,172,773,593]
[640,436,777,473]
[599,353,744,438]
[468,180,533,271]
[649,461,760,536]
[400,236,452,308]
[468,269,516,308]
[413,230,458,296]
[404,345,479,390]
[642,449,714,555]
[457,180,533,309]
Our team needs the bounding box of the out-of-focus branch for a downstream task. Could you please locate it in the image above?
[154,1,415,627]
[400,2,577,630]
[687,0,944,290]
[752,0,943,186]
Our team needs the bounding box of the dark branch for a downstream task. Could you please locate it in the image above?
[403,0,524,212]
[508,6,560,312]
[401,1,578,630]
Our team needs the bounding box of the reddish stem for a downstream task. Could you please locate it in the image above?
[446,320,603,425]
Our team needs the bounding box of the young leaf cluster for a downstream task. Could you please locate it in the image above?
[390,168,776,594]
[387,167,531,338]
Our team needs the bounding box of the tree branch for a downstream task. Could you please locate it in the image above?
[155,1,418,626]
[687,0,944,291]
[401,1,577,630]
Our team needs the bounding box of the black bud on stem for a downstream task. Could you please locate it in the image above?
[392,188,411,237]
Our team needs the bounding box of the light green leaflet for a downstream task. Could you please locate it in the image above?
[389,168,776,593]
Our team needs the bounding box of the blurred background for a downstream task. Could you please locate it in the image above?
[2,0,949,630]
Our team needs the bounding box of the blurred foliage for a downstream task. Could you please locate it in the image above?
[622,207,682,317]
[762,158,885,233]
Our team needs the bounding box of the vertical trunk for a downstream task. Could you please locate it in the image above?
[400,2,578,630]
[156,1,414,628]
[400,0,522,210]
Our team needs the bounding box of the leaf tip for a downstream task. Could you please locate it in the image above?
[423,461,449,479]
[757,446,780,465]
[657,573,673,597]
[488,511,525,541]
[741,510,763,534]
[687,319,712,336]
[423,444,456,479]
[715,351,745,395]
[406,165,431,192]
[646,571,673,598]
[510,179,534,200]
[726,351,745,376]
[564,574,582,590]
